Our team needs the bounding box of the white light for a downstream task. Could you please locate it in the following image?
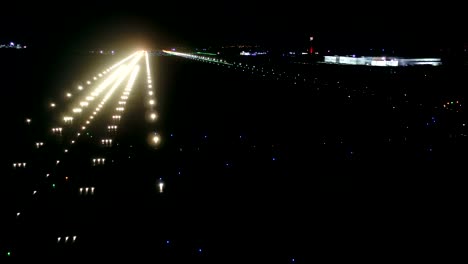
[78,85,83,90]
[152,134,161,145]
[149,100,155,105]
[66,93,72,98]
[158,182,164,193]
[50,103,56,107]
[150,113,157,120]
[87,81,91,84]
[26,118,31,124]
[73,108,82,113]
[148,91,153,95]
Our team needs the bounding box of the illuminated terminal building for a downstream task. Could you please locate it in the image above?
[324,55,442,66]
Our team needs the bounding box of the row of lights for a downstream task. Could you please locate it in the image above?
[6,52,147,258]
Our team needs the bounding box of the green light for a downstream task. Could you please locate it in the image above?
[52,183,56,188]
[196,52,217,56]
[7,251,11,256]
[451,101,454,104]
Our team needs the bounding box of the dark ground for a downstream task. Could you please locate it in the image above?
[0,49,465,262]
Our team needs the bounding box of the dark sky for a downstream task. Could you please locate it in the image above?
[0,2,460,51]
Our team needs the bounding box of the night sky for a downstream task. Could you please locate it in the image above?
[0,3,458,51]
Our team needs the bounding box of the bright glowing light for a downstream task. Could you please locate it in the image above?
[87,81,91,84]
[25,118,31,124]
[149,99,155,105]
[78,85,83,90]
[150,113,157,120]
[152,134,161,145]
[158,182,164,193]
[80,101,89,107]
[148,91,153,95]
[50,103,56,107]
[66,93,72,98]
[73,108,82,113]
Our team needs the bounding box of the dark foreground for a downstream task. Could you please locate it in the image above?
[1,50,465,261]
